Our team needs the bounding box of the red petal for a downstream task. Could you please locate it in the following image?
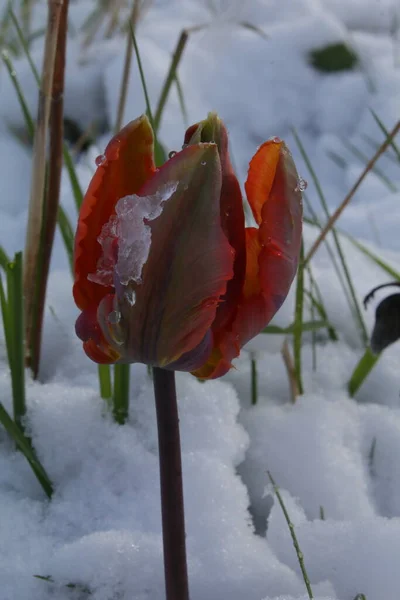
[104,143,234,368]
[73,115,155,311]
[195,141,303,379]
[184,113,246,346]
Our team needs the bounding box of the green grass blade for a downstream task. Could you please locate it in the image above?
[98,364,112,402]
[293,242,305,396]
[348,347,380,397]
[250,353,258,406]
[57,205,74,273]
[303,198,354,316]
[0,403,53,498]
[0,245,10,270]
[6,253,26,431]
[262,320,329,335]
[370,108,400,162]
[129,23,165,166]
[0,274,12,367]
[62,143,83,210]
[174,72,188,128]
[268,471,314,599]
[341,230,400,281]
[154,29,188,132]
[293,127,368,347]
[1,49,35,139]
[113,363,130,425]
[342,138,397,192]
[9,7,40,82]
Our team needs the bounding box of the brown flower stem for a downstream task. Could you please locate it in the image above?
[153,367,190,600]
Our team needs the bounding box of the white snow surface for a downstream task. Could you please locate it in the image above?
[0,0,400,599]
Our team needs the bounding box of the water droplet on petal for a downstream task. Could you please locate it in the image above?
[201,161,207,166]
[95,154,106,167]
[295,176,308,192]
[168,150,177,159]
[270,136,281,144]
[125,289,136,306]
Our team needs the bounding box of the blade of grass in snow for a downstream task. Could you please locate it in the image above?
[303,291,337,341]
[309,275,317,370]
[250,353,258,406]
[0,403,53,498]
[303,196,354,315]
[292,127,368,347]
[0,274,12,368]
[293,242,304,396]
[267,471,314,599]
[129,22,165,166]
[0,245,10,270]
[348,347,380,397]
[370,108,400,162]
[342,138,397,192]
[57,206,74,273]
[62,144,83,211]
[1,49,35,139]
[6,253,26,432]
[361,133,399,165]
[263,320,329,335]
[153,29,189,133]
[10,8,39,79]
[341,230,400,281]
[175,71,188,128]
[305,120,400,262]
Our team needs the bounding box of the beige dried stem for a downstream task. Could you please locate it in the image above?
[23,0,63,371]
[30,0,69,378]
[281,339,300,403]
[304,119,400,265]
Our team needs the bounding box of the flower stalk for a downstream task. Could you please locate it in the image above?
[153,368,189,600]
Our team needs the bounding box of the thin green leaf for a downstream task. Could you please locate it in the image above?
[113,363,130,425]
[57,205,74,273]
[174,72,188,127]
[342,138,397,192]
[263,320,329,335]
[341,230,400,281]
[0,403,53,498]
[348,347,380,397]
[154,30,188,132]
[0,245,10,270]
[268,471,314,599]
[62,144,83,211]
[250,353,258,406]
[0,274,12,368]
[98,364,112,403]
[370,108,400,162]
[6,253,26,431]
[9,7,40,82]
[292,127,368,347]
[293,242,305,396]
[1,49,35,139]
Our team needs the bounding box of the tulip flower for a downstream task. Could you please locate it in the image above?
[73,113,303,600]
[73,113,303,378]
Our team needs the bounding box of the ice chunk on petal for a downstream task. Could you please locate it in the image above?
[87,215,119,286]
[115,181,178,286]
[88,182,178,288]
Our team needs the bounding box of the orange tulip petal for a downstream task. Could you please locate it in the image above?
[196,141,303,379]
[73,115,155,311]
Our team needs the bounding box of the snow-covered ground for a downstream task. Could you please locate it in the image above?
[0,1,400,599]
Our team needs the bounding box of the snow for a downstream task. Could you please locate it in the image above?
[1,0,400,599]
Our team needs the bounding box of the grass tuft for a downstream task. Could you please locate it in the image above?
[267,471,314,599]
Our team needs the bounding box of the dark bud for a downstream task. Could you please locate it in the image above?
[370,293,400,354]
